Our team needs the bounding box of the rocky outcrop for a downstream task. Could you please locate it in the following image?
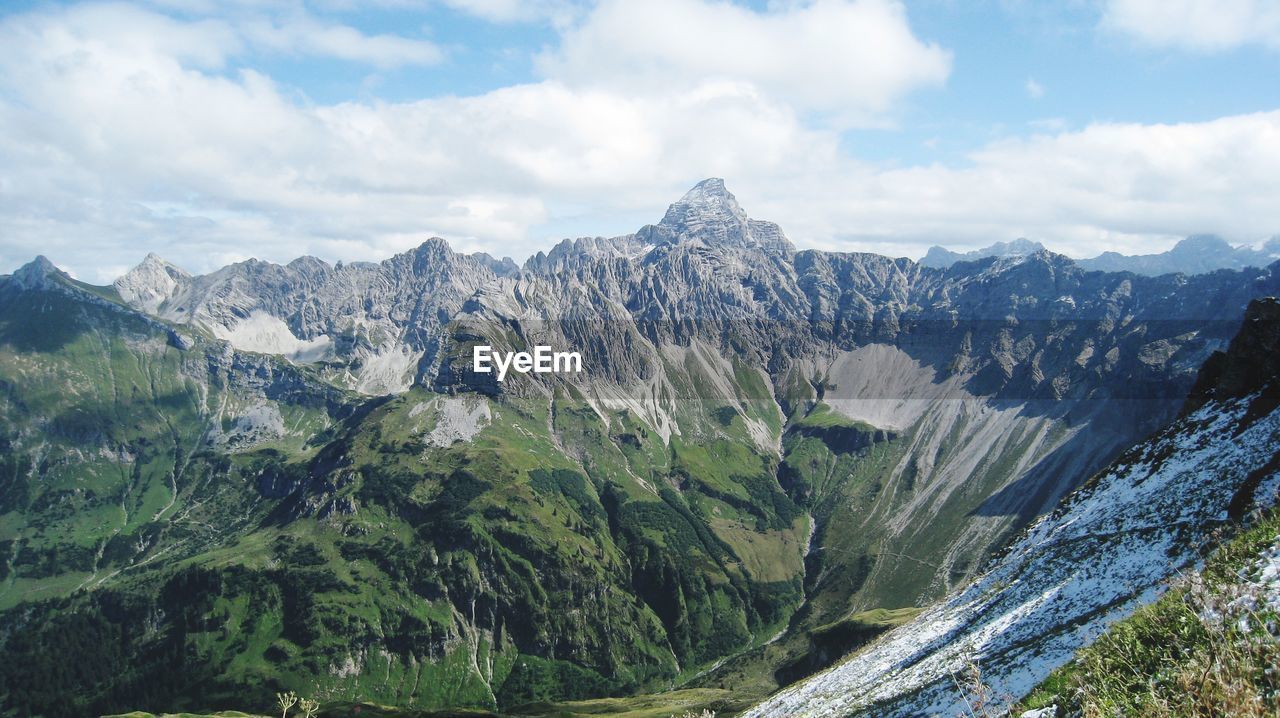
[114,252,191,312]
[112,239,518,392]
[1185,297,1280,413]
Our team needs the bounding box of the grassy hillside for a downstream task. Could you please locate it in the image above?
[0,280,808,717]
[1015,507,1280,717]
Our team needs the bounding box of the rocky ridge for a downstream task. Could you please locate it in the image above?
[744,297,1280,717]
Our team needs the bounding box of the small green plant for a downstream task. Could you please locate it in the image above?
[299,697,321,718]
[277,690,298,718]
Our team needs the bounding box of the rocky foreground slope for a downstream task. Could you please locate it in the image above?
[744,298,1280,717]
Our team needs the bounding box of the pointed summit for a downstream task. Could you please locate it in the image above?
[10,256,67,290]
[653,178,793,254]
[115,253,190,312]
[660,178,747,230]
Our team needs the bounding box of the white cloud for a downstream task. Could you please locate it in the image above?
[1025,78,1044,99]
[0,3,834,280]
[82,0,445,68]
[0,2,1278,283]
[1102,0,1280,51]
[242,14,443,67]
[747,111,1280,259]
[537,0,952,126]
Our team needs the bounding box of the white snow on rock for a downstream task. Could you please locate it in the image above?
[211,310,332,363]
[1258,540,1280,613]
[744,393,1280,718]
[1201,531,1280,632]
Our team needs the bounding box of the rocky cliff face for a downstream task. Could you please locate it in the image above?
[114,237,517,394]
[744,297,1280,717]
[434,191,1277,630]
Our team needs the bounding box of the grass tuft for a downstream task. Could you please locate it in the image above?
[1016,506,1280,717]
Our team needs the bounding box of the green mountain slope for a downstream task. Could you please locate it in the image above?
[0,272,807,716]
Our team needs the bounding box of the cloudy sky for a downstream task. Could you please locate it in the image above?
[1,0,1278,282]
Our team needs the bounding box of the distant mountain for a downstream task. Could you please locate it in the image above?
[918,237,1046,268]
[1,179,1278,716]
[1078,234,1280,275]
[922,234,1280,276]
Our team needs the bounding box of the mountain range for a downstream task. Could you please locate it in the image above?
[0,179,1278,716]
[921,233,1280,276]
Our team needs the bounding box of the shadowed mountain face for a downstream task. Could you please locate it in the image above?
[0,180,1277,715]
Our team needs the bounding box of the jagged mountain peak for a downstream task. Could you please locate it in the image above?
[286,255,331,272]
[139,251,184,269]
[114,253,191,311]
[130,253,190,280]
[650,178,794,254]
[413,236,453,254]
[9,255,67,289]
[383,237,518,278]
[660,177,746,227]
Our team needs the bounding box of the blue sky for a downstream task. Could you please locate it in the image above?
[0,0,1278,281]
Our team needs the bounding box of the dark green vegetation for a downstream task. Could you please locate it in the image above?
[1016,509,1280,717]
[0,274,805,716]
